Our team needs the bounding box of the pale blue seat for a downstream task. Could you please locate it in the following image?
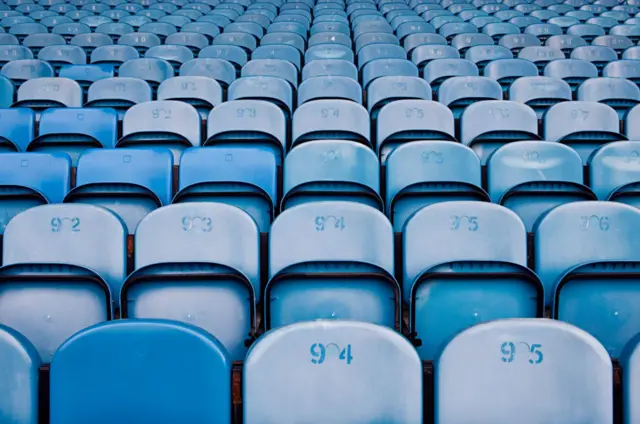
[86,77,152,120]
[439,76,503,118]
[578,77,640,120]
[622,334,640,424]
[1,60,53,85]
[0,75,13,108]
[158,76,223,120]
[483,58,538,93]
[90,45,139,71]
[179,58,235,88]
[509,76,572,119]
[543,58,599,93]
[425,58,479,94]
[118,58,174,91]
[292,99,369,148]
[589,141,640,207]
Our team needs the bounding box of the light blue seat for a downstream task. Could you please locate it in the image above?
[509,76,572,119]
[90,45,139,71]
[436,319,613,424]
[9,23,47,43]
[50,320,231,424]
[51,22,91,43]
[86,77,152,120]
[566,23,606,43]
[487,141,595,231]
[0,152,70,235]
[181,22,220,42]
[94,23,134,43]
[65,149,172,234]
[37,45,87,74]
[179,58,235,88]
[158,15,190,30]
[535,201,640,357]
[175,146,276,233]
[358,43,406,71]
[439,76,503,119]
[0,204,126,362]
[68,34,114,58]
[14,78,82,115]
[22,33,65,57]
[367,75,430,119]
[589,141,640,207]
[58,65,113,94]
[307,32,351,50]
[425,58,479,94]
[119,101,200,162]
[571,46,618,73]
[465,45,514,73]
[241,59,298,89]
[298,76,361,105]
[544,101,625,163]
[80,16,113,30]
[545,34,588,56]
[145,44,193,74]
[292,99,370,148]
[0,324,39,424]
[518,46,565,72]
[499,34,542,56]
[0,46,34,68]
[485,59,539,96]
[578,77,640,120]
[212,32,257,54]
[0,75,13,108]
[1,60,54,86]
[524,23,562,43]
[260,32,305,56]
[29,108,117,166]
[354,32,399,56]
[118,58,174,91]
[403,33,448,56]
[118,32,162,55]
[603,59,640,85]
[483,22,520,43]
[267,201,398,330]
[396,21,435,43]
[622,333,640,424]
[250,45,302,72]
[121,204,259,360]
[451,33,494,55]
[228,76,293,118]
[267,21,307,40]
[411,45,460,70]
[244,321,422,424]
[611,24,640,43]
[282,140,381,210]
[543,58,598,93]
[139,22,179,43]
[305,44,354,65]
[593,35,634,57]
[404,202,541,360]
[386,141,487,232]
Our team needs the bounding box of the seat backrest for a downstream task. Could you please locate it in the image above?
[292,99,369,147]
[0,74,13,108]
[1,59,54,84]
[509,76,572,118]
[0,151,70,203]
[589,141,640,200]
[118,58,174,88]
[438,76,503,118]
[436,319,613,424]
[50,320,231,424]
[16,77,83,109]
[0,108,35,152]
[244,320,422,424]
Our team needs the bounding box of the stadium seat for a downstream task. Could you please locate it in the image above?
[439,76,503,118]
[175,146,277,233]
[545,34,588,56]
[535,201,640,357]
[298,75,362,105]
[465,45,513,73]
[544,101,625,163]
[292,99,369,148]
[484,58,538,93]
[589,141,640,206]
[0,75,13,108]
[118,58,174,91]
[0,204,126,362]
[121,203,259,360]
[244,321,422,424]
[86,77,152,120]
[22,33,66,57]
[411,45,460,71]
[50,320,231,423]
[90,45,139,70]
[145,44,194,73]
[404,201,541,360]
[499,33,542,55]
[518,46,565,72]
[228,76,293,119]
[266,201,398,330]
[509,76,572,118]
[59,64,114,93]
[14,77,82,114]
[543,58,599,93]
[158,76,222,120]
[282,140,381,210]
[0,46,34,68]
[487,141,595,231]
[436,319,612,423]
[578,77,640,119]
[0,324,39,424]
[425,58,479,94]
[241,58,298,89]
[118,32,162,55]
[28,108,117,165]
[65,148,172,234]
[367,76,430,120]
[179,58,235,89]
[386,140,488,232]
[603,60,640,86]
[119,100,200,161]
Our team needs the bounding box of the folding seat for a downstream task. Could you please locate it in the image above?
[535,201,640,357]
[163,32,208,56]
[196,14,229,30]
[451,33,494,56]
[119,101,200,162]
[178,23,218,44]
[251,45,301,72]
[404,202,541,360]
[566,23,606,43]
[544,35,587,57]
[496,10,526,22]
[297,76,361,107]
[627,103,640,142]
[22,33,66,58]
[268,21,307,40]
[589,141,640,207]
[158,76,222,121]
[183,2,212,14]
[0,45,34,69]
[81,3,109,14]
[437,319,612,423]
[425,58,479,94]
[14,78,82,115]
[623,335,640,424]
[438,76,503,119]
[0,75,13,109]
[101,9,130,21]
[158,15,191,30]
[578,77,640,120]
[570,46,618,74]
[410,45,460,72]
[439,22,479,42]
[138,22,179,44]
[465,45,514,73]
[50,320,231,423]
[117,4,143,14]
[510,16,543,31]
[145,45,194,74]
[0,34,19,45]
[611,24,640,43]
[581,4,608,13]
[244,321,421,424]
[428,15,461,31]
[354,32,400,56]
[548,4,575,13]
[470,16,501,30]
[117,33,161,57]
[386,140,487,231]
[544,101,624,162]
[499,34,542,56]
[292,99,369,149]
[484,59,539,94]
[118,58,174,92]
[602,10,631,23]
[396,20,435,43]
[352,20,393,41]
[224,21,264,41]
[0,203,126,362]
[237,13,271,30]
[3,22,41,42]
[136,9,168,22]
[178,58,235,91]
[482,3,509,13]
[301,60,357,83]
[51,23,91,43]
[89,46,138,73]
[614,5,639,14]
[38,45,87,75]
[211,32,257,56]
[362,59,419,91]
[487,141,594,232]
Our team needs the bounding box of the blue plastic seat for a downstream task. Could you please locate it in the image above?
[241,59,298,89]
[118,58,174,91]
[58,65,113,94]
[37,45,87,75]
[450,33,494,56]
[120,203,258,360]
[358,43,406,70]
[22,33,65,57]
[267,201,398,329]
[179,58,235,89]
[86,77,152,120]
[571,46,618,73]
[267,21,307,40]
[89,45,138,71]
[535,202,640,357]
[0,108,34,153]
[181,22,220,43]
[118,32,162,55]
[578,77,640,119]
[8,23,47,43]
[282,140,380,210]
[566,23,606,43]
[465,45,514,73]
[484,58,539,94]
[593,35,634,58]
[50,320,231,424]
[301,59,357,81]
[589,141,640,207]
[119,101,200,162]
[411,45,460,71]
[509,76,572,118]
[298,76,361,106]
[0,75,14,109]
[404,202,541,360]
[461,100,540,164]
[488,141,595,231]
[403,33,447,56]
[307,32,351,50]
[158,76,222,121]
[425,58,479,94]
[545,34,588,56]
[603,59,640,86]
[483,22,519,43]
[305,44,354,66]
[0,204,126,362]
[0,46,33,68]
[65,149,172,234]
[163,32,209,56]
[94,23,134,43]
[438,76,503,118]
[623,334,640,424]
[212,32,257,54]
[498,34,542,56]
[436,319,612,423]
[355,32,400,56]
[260,33,305,57]
[367,75,430,119]
[14,77,82,114]
[145,45,193,74]
[244,321,421,424]
[518,46,565,72]
[68,34,113,57]
[386,140,487,231]
[158,15,190,30]
[524,23,563,43]
[228,76,293,119]
[292,99,369,148]
[28,108,117,165]
[175,146,276,233]
[611,24,640,43]
[544,101,624,163]
[139,22,178,43]
[543,58,599,93]
[51,22,90,43]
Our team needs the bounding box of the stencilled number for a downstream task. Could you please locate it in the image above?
[236,108,256,118]
[310,343,353,365]
[152,108,172,119]
[570,109,589,120]
[315,215,346,231]
[449,215,478,231]
[580,215,610,231]
[51,217,80,232]
[405,108,424,119]
[181,216,213,232]
[501,341,544,364]
[321,107,340,118]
